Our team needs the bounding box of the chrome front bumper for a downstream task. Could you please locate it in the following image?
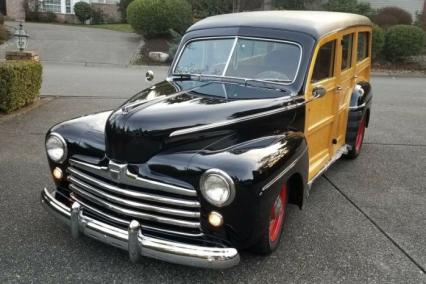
[41,188,240,269]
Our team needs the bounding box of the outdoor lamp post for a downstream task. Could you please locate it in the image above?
[14,22,29,52]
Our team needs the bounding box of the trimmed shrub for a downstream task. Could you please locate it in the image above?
[372,24,385,59]
[127,0,192,38]
[372,6,412,28]
[38,12,57,23]
[118,0,135,23]
[322,0,374,17]
[74,1,92,24]
[384,25,425,62]
[91,8,105,24]
[190,0,233,19]
[0,24,9,45]
[0,61,43,113]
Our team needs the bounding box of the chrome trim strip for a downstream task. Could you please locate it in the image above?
[68,177,200,218]
[69,189,200,229]
[308,145,349,188]
[260,147,307,193]
[67,167,200,208]
[349,103,366,111]
[71,195,204,237]
[41,188,239,269]
[170,99,305,137]
[171,36,303,86]
[69,159,196,197]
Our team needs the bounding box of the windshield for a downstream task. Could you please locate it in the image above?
[173,37,302,84]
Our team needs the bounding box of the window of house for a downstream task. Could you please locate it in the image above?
[341,34,353,70]
[40,0,61,13]
[311,40,336,83]
[357,32,369,62]
[66,0,71,13]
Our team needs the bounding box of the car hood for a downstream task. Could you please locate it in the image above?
[105,80,300,163]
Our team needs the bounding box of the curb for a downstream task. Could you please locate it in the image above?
[371,71,426,78]
[0,97,55,124]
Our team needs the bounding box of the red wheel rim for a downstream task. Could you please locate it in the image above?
[269,185,288,242]
[355,118,366,152]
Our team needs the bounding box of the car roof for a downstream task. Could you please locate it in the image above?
[187,11,372,39]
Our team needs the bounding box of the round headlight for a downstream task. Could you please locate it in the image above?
[46,133,67,163]
[200,169,235,207]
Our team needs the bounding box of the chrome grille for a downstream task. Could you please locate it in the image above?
[66,159,202,237]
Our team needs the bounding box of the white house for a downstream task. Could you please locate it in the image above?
[39,0,119,15]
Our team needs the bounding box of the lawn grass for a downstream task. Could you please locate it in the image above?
[86,24,134,33]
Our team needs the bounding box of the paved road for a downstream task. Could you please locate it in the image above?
[41,62,169,98]
[1,22,142,65]
[0,75,425,283]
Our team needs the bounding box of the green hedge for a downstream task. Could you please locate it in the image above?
[0,24,8,45]
[372,24,385,59]
[127,0,192,38]
[384,25,425,62]
[0,61,43,113]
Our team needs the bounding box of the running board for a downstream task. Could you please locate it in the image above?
[308,145,349,189]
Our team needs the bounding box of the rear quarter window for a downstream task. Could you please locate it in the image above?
[357,32,370,61]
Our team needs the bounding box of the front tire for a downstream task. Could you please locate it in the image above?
[251,184,288,254]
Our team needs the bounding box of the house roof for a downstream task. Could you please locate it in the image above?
[188,11,372,39]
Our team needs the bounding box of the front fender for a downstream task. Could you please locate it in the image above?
[188,132,308,248]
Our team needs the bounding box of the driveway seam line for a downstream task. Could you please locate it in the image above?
[364,142,426,147]
[41,95,124,100]
[323,175,426,274]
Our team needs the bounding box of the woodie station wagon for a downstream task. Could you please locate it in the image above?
[41,11,373,268]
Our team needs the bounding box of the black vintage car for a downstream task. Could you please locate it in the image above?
[41,11,373,268]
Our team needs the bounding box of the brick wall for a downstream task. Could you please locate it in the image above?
[91,3,121,23]
[5,0,25,20]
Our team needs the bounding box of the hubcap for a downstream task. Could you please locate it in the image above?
[355,118,366,152]
[269,185,288,243]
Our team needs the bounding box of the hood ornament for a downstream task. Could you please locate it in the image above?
[108,161,128,183]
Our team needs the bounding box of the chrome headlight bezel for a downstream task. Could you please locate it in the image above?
[45,132,68,164]
[200,169,235,207]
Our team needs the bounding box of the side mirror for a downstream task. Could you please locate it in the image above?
[145,70,154,82]
[312,86,326,99]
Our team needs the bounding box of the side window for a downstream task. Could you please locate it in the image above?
[341,34,354,70]
[357,32,370,61]
[311,40,336,83]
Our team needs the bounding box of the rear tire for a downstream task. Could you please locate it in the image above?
[251,184,288,254]
[345,116,366,159]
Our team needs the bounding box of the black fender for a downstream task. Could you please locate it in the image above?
[346,81,373,146]
[46,111,111,188]
[187,132,308,249]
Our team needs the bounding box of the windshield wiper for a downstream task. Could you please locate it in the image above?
[263,79,292,83]
[171,73,201,80]
[171,75,289,92]
[244,79,290,92]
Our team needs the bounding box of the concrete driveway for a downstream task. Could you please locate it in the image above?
[1,22,142,65]
[0,75,425,283]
